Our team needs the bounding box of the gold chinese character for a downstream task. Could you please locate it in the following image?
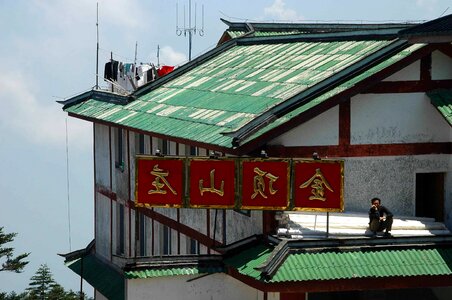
[252,167,278,199]
[199,169,225,196]
[148,164,177,195]
[299,168,333,201]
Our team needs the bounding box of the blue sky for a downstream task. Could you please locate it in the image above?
[0,0,450,296]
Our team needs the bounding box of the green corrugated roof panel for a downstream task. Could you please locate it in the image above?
[244,43,425,144]
[125,266,224,279]
[225,247,452,283]
[66,254,124,300]
[65,38,421,149]
[427,89,452,125]
[223,244,272,279]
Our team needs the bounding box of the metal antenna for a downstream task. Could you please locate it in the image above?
[157,44,160,66]
[95,2,99,89]
[176,0,204,61]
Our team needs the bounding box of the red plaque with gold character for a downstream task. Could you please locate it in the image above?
[293,160,344,212]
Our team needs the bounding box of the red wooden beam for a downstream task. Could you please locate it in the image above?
[267,142,452,158]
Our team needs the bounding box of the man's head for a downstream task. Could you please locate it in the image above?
[371,197,381,207]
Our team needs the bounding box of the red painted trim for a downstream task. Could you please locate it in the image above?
[267,142,452,158]
[339,100,350,146]
[239,44,442,154]
[437,43,452,59]
[138,206,222,250]
[97,186,223,250]
[362,79,452,94]
[280,292,306,300]
[227,267,452,293]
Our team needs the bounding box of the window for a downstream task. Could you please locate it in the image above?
[115,128,124,171]
[135,133,145,155]
[187,237,200,255]
[158,138,169,155]
[190,146,197,156]
[138,212,147,256]
[117,204,125,255]
[161,225,172,255]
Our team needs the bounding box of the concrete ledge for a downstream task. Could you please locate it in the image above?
[279,211,451,239]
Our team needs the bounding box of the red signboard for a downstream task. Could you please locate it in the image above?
[293,160,344,212]
[135,156,344,211]
[188,159,236,208]
[241,159,290,210]
[135,157,185,208]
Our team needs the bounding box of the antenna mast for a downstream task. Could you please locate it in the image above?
[95,2,99,89]
[176,0,204,61]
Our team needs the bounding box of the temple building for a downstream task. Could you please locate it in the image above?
[60,15,452,300]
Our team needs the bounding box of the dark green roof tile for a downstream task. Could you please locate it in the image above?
[64,37,425,149]
[225,247,452,283]
[427,89,452,126]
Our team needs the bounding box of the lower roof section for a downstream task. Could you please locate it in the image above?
[65,254,124,300]
[428,89,452,126]
[222,235,452,292]
[225,244,452,282]
[63,235,452,295]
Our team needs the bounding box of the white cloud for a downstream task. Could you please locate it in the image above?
[264,0,303,21]
[31,0,146,30]
[416,0,445,18]
[158,46,188,66]
[0,72,92,151]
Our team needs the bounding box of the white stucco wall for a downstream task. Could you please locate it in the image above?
[95,291,108,300]
[432,50,452,80]
[269,106,339,146]
[95,124,110,187]
[126,273,265,300]
[96,193,111,260]
[343,154,451,217]
[351,93,451,144]
[383,60,420,81]
[226,210,263,244]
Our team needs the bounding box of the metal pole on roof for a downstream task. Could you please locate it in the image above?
[176,0,205,61]
[95,2,99,89]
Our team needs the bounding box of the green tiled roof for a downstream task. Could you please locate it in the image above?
[244,43,425,144]
[125,265,224,279]
[65,37,419,150]
[427,89,452,126]
[66,254,124,300]
[225,246,452,283]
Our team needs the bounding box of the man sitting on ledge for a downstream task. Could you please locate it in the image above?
[369,197,393,238]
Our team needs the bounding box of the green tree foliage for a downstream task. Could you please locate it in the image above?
[24,264,94,300]
[0,291,29,300]
[1,263,93,300]
[26,264,58,299]
[0,227,29,273]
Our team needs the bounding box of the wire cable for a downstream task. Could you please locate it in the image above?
[65,118,72,252]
